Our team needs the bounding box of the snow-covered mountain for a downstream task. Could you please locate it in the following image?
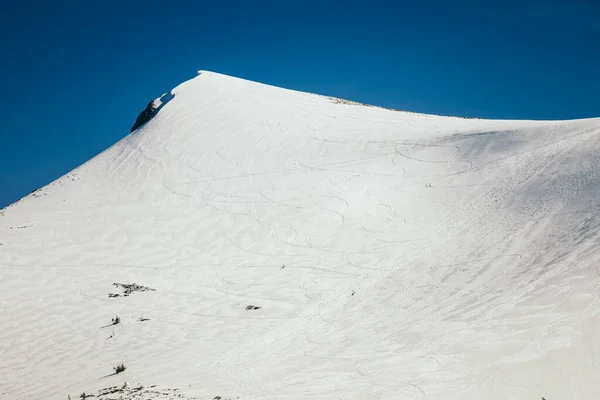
[2,71,600,400]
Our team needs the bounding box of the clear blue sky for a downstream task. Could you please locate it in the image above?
[1,0,599,208]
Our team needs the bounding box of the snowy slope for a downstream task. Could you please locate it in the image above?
[1,71,600,400]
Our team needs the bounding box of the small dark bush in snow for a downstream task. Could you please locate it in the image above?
[114,363,126,374]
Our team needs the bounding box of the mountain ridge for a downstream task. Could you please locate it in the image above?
[1,71,600,400]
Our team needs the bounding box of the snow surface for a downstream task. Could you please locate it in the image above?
[1,71,600,400]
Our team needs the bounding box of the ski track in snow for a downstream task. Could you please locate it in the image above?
[1,71,600,400]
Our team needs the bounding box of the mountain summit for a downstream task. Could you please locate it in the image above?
[1,71,600,400]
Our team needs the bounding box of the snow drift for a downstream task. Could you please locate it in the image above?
[1,71,600,400]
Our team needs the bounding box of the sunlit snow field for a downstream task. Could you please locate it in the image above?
[1,71,600,399]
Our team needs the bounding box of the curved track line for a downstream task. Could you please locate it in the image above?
[206,124,600,398]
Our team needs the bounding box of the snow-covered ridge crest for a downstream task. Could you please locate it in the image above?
[1,71,600,400]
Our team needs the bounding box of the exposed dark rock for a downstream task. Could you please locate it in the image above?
[131,100,159,132]
[130,92,174,132]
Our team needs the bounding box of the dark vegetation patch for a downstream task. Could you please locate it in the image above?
[100,316,120,329]
[324,95,477,118]
[8,224,33,230]
[30,188,47,198]
[109,282,156,298]
[113,363,126,374]
[72,382,237,400]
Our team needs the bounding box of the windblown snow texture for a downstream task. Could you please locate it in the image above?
[1,71,600,400]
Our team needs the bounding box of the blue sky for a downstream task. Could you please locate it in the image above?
[1,0,599,208]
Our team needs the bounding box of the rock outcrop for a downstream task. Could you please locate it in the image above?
[130,92,174,132]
